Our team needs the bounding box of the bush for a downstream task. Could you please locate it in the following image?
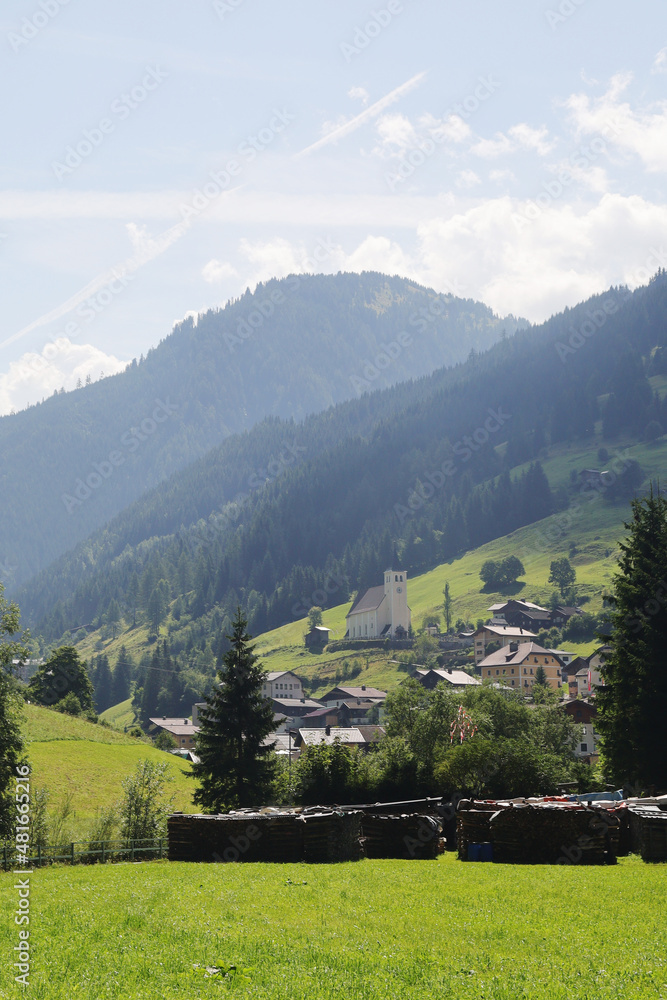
[118,759,174,842]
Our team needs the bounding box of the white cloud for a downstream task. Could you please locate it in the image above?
[652,48,667,74]
[471,131,514,158]
[0,339,128,415]
[348,86,370,104]
[456,169,481,189]
[373,113,419,158]
[508,123,555,156]
[564,73,667,171]
[202,259,239,284]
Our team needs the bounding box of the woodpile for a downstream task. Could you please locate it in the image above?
[457,800,621,865]
[628,807,667,862]
[361,814,442,859]
[168,810,364,864]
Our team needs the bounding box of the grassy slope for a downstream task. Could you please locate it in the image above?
[76,430,667,702]
[19,704,197,839]
[0,855,664,999]
[99,698,136,730]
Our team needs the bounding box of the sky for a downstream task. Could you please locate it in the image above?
[1,0,666,414]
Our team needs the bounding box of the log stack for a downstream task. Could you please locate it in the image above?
[628,807,667,862]
[361,814,442,859]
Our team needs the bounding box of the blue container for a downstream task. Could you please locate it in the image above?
[467,843,481,862]
[479,842,493,862]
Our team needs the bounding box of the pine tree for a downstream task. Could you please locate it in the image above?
[112,647,133,705]
[191,608,276,812]
[93,654,113,713]
[597,485,667,790]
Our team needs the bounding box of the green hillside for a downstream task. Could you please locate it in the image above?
[19,704,197,840]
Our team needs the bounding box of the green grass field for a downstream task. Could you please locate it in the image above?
[0,855,664,999]
[19,705,197,840]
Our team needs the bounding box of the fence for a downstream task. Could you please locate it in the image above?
[1,838,165,871]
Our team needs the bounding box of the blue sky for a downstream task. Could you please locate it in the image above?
[1,0,666,412]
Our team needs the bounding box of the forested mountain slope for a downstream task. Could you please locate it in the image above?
[0,272,518,587]
[21,272,667,666]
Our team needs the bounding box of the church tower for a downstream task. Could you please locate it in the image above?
[383,569,410,636]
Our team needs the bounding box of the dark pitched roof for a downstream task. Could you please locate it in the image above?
[348,585,386,615]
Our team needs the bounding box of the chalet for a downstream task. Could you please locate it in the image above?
[261,670,305,699]
[411,668,481,691]
[294,726,385,749]
[271,697,325,733]
[303,699,380,728]
[487,600,552,631]
[148,716,198,750]
[319,685,387,708]
[579,469,613,489]
[478,641,563,691]
[575,645,610,697]
[304,626,332,648]
[562,698,599,759]
[345,569,411,640]
[473,622,537,665]
[560,654,588,685]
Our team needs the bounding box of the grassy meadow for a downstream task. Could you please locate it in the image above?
[19,704,197,840]
[0,854,664,999]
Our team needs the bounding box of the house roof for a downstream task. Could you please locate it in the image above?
[265,670,300,681]
[297,728,368,746]
[555,607,582,617]
[271,697,323,710]
[481,624,537,638]
[348,585,386,616]
[149,717,198,736]
[478,642,563,668]
[487,600,549,613]
[414,668,481,687]
[320,685,387,702]
[303,706,336,719]
[309,626,331,634]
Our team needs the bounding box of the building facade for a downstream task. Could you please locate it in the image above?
[346,569,411,639]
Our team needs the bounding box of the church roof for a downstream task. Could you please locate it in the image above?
[347,585,386,616]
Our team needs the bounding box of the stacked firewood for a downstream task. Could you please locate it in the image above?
[361,814,442,860]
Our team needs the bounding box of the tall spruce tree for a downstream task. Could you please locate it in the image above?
[191,608,276,812]
[597,485,667,790]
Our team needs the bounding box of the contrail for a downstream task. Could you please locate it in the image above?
[295,71,427,158]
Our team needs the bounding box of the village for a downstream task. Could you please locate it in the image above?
[150,567,603,768]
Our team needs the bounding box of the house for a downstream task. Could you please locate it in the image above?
[345,569,411,640]
[148,717,198,750]
[304,626,332,649]
[478,642,563,691]
[574,645,610,697]
[473,622,537,665]
[411,668,481,691]
[486,599,552,631]
[579,469,612,489]
[271,697,325,733]
[261,670,305,699]
[319,685,387,708]
[550,606,582,626]
[561,698,599,759]
[303,699,381,727]
[559,654,588,685]
[294,726,385,749]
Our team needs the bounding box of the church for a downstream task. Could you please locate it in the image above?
[345,569,411,640]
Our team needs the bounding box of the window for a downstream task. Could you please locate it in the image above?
[400,575,403,581]
[496,669,500,675]
[395,575,398,581]
[581,743,588,752]
[365,625,368,635]
[511,669,515,674]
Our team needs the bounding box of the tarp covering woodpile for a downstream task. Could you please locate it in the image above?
[361,814,442,859]
[168,810,364,864]
[628,806,667,862]
[457,799,624,865]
